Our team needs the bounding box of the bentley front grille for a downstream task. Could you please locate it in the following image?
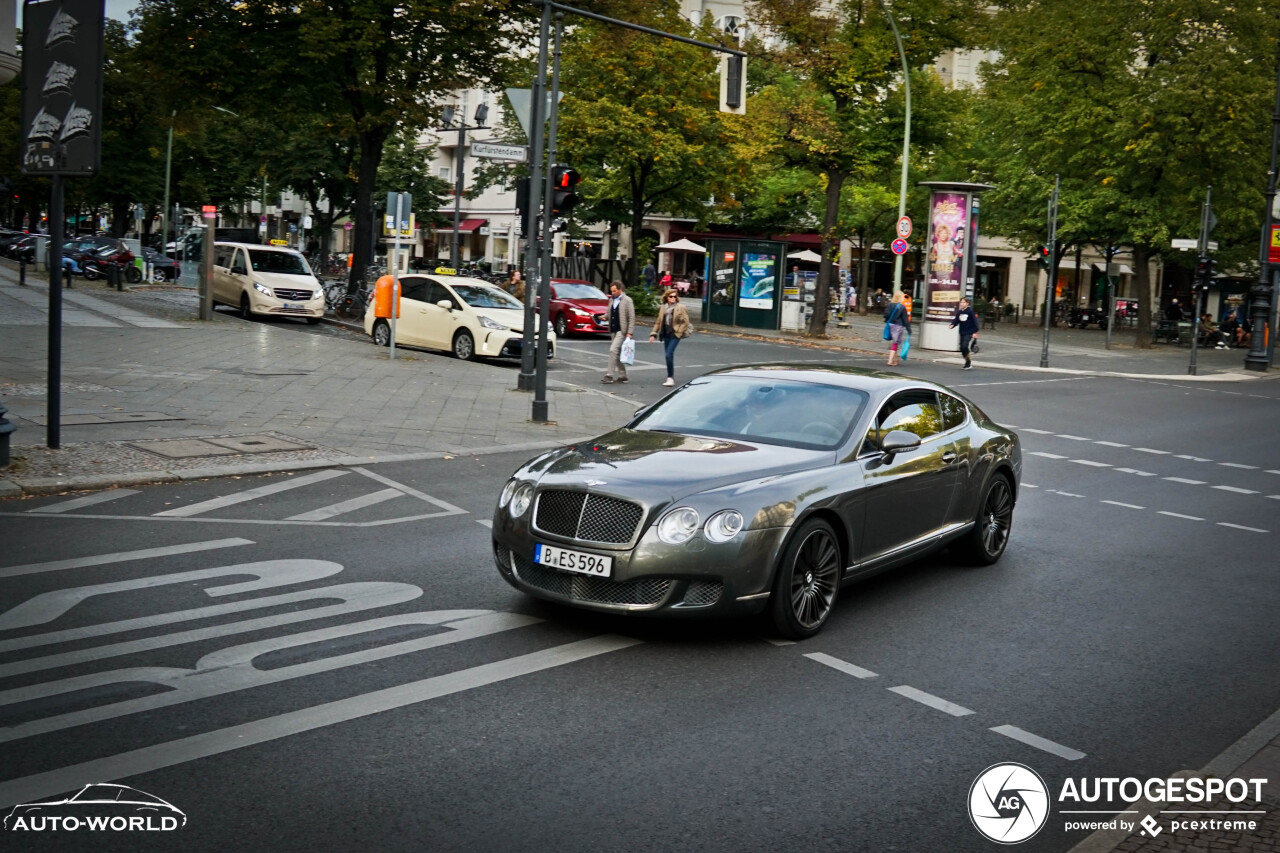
[534,490,644,544]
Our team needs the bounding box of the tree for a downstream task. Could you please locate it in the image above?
[746,0,983,335]
[978,0,1276,346]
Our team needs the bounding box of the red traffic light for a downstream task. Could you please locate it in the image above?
[550,165,582,215]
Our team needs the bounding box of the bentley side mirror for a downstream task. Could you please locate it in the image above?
[879,429,921,462]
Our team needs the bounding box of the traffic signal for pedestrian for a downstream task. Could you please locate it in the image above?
[1035,245,1050,269]
[1196,256,1217,288]
[550,165,581,216]
[515,177,530,239]
[720,54,746,114]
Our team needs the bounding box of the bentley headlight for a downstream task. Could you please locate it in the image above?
[704,510,744,543]
[657,507,700,544]
[498,479,518,508]
[479,315,507,330]
[510,483,535,518]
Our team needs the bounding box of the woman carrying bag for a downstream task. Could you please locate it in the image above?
[884,292,910,366]
[649,289,693,386]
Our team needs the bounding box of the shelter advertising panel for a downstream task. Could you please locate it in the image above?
[924,190,970,322]
[738,252,776,310]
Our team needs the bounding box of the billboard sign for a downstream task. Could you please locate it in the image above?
[923,190,971,322]
[21,0,105,176]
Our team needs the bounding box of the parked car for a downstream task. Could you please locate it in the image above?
[142,247,181,282]
[211,242,324,323]
[545,279,609,337]
[491,366,1021,638]
[364,272,556,361]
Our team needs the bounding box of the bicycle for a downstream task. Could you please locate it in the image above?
[333,282,372,320]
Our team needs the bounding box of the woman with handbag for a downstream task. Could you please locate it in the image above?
[649,289,692,386]
[884,292,910,366]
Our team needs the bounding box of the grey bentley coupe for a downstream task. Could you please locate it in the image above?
[492,366,1021,638]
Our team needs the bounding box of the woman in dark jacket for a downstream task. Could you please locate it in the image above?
[949,297,980,370]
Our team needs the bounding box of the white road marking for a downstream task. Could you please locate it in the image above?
[1219,463,1258,470]
[887,685,974,717]
[1095,441,1129,448]
[1176,455,1212,462]
[27,490,140,513]
[350,466,469,516]
[1030,452,1067,459]
[154,470,348,517]
[1022,484,1039,489]
[762,638,795,647]
[0,634,641,809]
[285,488,404,521]
[1217,523,1268,533]
[990,725,1086,760]
[1020,428,1053,434]
[1071,460,1111,467]
[1114,468,1157,476]
[475,519,493,529]
[805,652,878,679]
[1158,511,1204,521]
[1057,434,1091,441]
[1101,500,1145,510]
[1134,448,1171,455]
[0,538,254,579]
[1212,485,1258,495]
[1050,491,1084,498]
[1164,477,1205,485]
[1269,495,1280,501]
[1267,470,1280,476]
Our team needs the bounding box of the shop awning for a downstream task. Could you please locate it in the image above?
[436,218,487,233]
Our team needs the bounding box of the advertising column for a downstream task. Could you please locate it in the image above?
[917,182,992,351]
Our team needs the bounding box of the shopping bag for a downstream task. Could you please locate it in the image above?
[899,334,911,361]
[620,337,636,365]
[882,323,892,341]
[970,339,980,354]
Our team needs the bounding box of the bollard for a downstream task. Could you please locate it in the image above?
[116,262,124,291]
[0,401,15,469]
[18,258,25,286]
[106,262,117,289]
[65,262,73,289]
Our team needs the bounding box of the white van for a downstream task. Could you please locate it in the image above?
[211,242,325,323]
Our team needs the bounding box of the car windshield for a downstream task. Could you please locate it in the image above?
[633,375,869,450]
[554,283,607,300]
[247,250,311,276]
[451,284,522,309]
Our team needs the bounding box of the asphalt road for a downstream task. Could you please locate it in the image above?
[3,331,1279,852]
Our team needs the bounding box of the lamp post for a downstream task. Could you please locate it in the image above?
[879,0,911,297]
[437,103,489,269]
[161,110,175,255]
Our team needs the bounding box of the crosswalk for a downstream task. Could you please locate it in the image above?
[8,467,470,527]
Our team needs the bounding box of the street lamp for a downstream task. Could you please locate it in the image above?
[437,102,490,269]
[162,110,176,255]
[880,0,911,298]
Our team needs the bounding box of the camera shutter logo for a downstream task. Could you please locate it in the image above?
[969,763,1050,844]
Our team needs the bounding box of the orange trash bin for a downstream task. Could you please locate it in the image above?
[373,275,400,319]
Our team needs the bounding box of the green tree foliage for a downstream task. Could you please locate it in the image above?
[977,0,1276,346]
[746,0,983,335]
[556,2,743,260]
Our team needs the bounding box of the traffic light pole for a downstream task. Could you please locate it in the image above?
[1247,35,1280,372]
[1189,187,1213,377]
[517,2,552,393]
[532,11,565,423]
[1039,176,1059,369]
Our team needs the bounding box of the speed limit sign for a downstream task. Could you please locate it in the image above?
[896,216,912,239]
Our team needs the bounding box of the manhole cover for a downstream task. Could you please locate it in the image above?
[204,435,311,454]
[130,439,240,459]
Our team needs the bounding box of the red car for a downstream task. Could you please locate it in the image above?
[547,278,610,337]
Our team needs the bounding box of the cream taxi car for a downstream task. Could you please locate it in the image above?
[211,242,325,323]
[363,271,555,361]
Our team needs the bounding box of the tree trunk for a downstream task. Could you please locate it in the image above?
[348,129,387,293]
[1132,244,1154,348]
[807,168,847,336]
[857,230,872,315]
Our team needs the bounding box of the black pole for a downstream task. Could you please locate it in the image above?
[451,125,464,269]
[47,175,64,449]
[1039,176,1059,368]
[518,1,552,393]
[533,11,565,423]
[1246,30,1280,371]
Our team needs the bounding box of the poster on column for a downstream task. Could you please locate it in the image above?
[738,252,776,310]
[925,191,970,321]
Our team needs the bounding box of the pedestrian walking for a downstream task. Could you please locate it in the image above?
[603,280,635,384]
[949,297,980,369]
[649,288,692,386]
[642,262,656,290]
[885,291,910,366]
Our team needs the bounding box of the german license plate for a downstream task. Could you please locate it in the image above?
[284,303,295,310]
[534,543,612,577]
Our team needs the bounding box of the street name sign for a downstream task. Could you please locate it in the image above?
[1171,238,1197,250]
[472,142,528,163]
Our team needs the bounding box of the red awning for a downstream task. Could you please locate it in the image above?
[436,218,487,233]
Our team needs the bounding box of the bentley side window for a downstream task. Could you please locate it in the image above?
[861,390,944,454]
[939,393,968,431]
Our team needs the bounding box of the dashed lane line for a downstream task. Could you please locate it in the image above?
[1212,485,1259,495]
[1095,441,1129,448]
[1071,460,1111,467]
[1134,447,1171,455]
[888,685,975,717]
[1101,500,1145,510]
[1219,522,1269,533]
[1164,477,1206,485]
[1057,434,1092,441]
[1115,468,1157,476]
[1219,463,1259,470]
[1030,451,1067,459]
[1030,485,1271,533]
[990,725,1086,761]
[805,652,877,679]
[1158,511,1204,521]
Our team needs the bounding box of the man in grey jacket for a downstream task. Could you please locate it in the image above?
[603,280,635,384]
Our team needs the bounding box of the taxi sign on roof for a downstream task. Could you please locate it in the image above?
[434,266,457,275]
[269,239,289,246]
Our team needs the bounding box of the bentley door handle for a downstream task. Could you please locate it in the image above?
[941,451,958,463]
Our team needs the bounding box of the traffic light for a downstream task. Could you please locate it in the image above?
[550,165,581,216]
[515,177,530,239]
[720,54,746,114]
[1196,255,1217,288]
[1035,245,1050,269]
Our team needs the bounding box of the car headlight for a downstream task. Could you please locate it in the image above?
[510,483,535,518]
[498,479,518,508]
[253,282,272,295]
[704,510,744,543]
[570,307,592,316]
[479,316,507,330]
[657,507,700,544]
